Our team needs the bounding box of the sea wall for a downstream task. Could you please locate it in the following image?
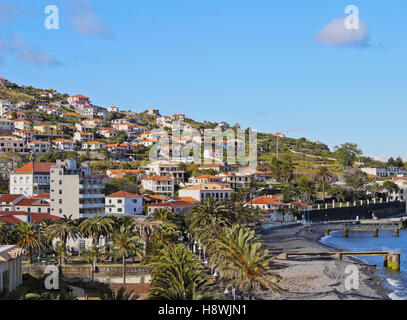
[305,201,406,222]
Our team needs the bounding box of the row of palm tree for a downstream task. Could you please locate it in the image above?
[1,196,281,300]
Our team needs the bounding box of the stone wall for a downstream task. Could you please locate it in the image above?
[23,264,151,282]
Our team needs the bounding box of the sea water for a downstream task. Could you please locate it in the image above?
[320,229,407,300]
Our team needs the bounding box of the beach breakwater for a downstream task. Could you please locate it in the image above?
[306,201,406,223]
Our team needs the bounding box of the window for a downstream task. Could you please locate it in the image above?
[59,190,62,195]
[59,199,62,204]
[59,209,62,214]
[118,208,122,212]
[117,199,122,204]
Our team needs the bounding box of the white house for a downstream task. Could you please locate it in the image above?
[105,191,143,215]
[178,184,233,202]
[142,175,174,195]
[53,139,76,151]
[28,141,51,153]
[82,141,105,151]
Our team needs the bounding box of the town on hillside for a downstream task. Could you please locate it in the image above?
[1,77,407,300]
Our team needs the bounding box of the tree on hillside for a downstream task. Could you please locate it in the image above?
[312,166,333,203]
[344,170,369,200]
[334,143,362,169]
[383,181,400,199]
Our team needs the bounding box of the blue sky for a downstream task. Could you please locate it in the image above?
[0,0,406,161]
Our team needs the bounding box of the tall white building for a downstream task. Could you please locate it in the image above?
[50,159,105,219]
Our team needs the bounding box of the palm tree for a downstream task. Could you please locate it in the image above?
[313,166,333,203]
[100,286,139,300]
[0,220,11,244]
[79,214,114,246]
[369,182,383,199]
[54,240,68,277]
[112,225,142,284]
[230,203,260,225]
[148,244,217,300]
[186,197,231,240]
[14,222,47,263]
[83,245,101,281]
[46,215,79,264]
[211,225,282,300]
[133,218,162,256]
[344,170,369,200]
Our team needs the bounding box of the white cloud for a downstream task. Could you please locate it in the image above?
[68,0,111,38]
[316,17,369,47]
[371,154,388,161]
[0,32,60,66]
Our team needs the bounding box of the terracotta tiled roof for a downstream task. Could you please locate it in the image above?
[143,175,173,182]
[15,162,55,173]
[0,216,21,225]
[149,201,193,208]
[250,196,283,205]
[31,213,60,223]
[0,194,24,202]
[106,191,142,198]
[32,194,50,199]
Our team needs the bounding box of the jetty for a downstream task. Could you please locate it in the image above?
[277,250,401,271]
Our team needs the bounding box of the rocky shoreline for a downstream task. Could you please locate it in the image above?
[260,225,391,300]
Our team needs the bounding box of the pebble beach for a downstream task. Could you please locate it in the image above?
[261,226,391,300]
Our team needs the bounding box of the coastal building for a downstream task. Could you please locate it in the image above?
[178,184,233,202]
[105,191,143,216]
[50,159,105,219]
[9,162,55,196]
[246,196,283,212]
[360,166,407,177]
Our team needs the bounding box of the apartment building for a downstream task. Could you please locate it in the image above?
[187,175,223,185]
[53,139,76,151]
[50,159,105,219]
[178,184,233,202]
[9,162,54,196]
[142,175,174,195]
[28,141,51,153]
[0,136,26,153]
[13,119,31,130]
[0,118,15,132]
[145,161,185,183]
[68,94,90,106]
[105,191,143,215]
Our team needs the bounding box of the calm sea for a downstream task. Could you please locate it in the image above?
[320,229,407,300]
